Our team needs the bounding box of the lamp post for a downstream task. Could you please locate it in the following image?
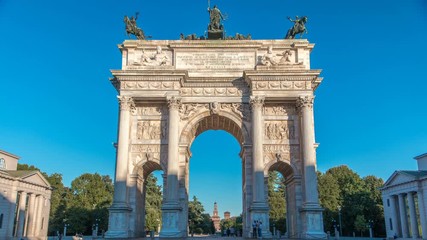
[63,223,69,237]
[367,220,373,238]
[338,206,342,236]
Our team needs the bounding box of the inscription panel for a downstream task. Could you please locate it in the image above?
[175,52,255,70]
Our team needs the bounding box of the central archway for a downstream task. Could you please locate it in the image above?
[178,109,252,237]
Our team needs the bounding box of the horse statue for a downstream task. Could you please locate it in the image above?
[124,13,146,40]
[285,16,308,39]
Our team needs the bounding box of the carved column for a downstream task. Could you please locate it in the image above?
[16,191,27,238]
[106,95,134,238]
[417,191,427,239]
[296,95,325,238]
[160,96,183,238]
[249,95,271,237]
[398,193,408,238]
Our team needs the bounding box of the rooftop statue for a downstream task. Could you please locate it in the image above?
[285,16,308,39]
[208,5,225,31]
[124,12,146,40]
[207,1,227,39]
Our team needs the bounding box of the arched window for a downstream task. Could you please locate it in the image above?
[0,213,3,228]
[0,158,5,169]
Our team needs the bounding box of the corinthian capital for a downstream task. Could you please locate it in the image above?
[296,95,314,110]
[167,95,181,109]
[250,95,265,109]
[117,95,135,111]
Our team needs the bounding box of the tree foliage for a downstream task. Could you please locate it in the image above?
[318,166,385,237]
[145,173,162,232]
[188,196,205,234]
[268,171,286,233]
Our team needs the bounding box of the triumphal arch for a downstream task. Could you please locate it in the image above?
[105,38,325,239]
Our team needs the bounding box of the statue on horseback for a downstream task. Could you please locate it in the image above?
[124,12,146,40]
[285,16,308,39]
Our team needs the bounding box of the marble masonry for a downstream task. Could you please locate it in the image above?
[105,39,326,239]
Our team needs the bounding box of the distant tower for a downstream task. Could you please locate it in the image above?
[211,202,221,232]
[224,211,230,220]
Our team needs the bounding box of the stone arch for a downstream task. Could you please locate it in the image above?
[129,160,165,237]
[264,159,299,179]
[132,160,165,179]
[179,109,250,146]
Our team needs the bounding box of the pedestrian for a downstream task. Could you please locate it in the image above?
[252,220,257,238]
[257,221,262,239]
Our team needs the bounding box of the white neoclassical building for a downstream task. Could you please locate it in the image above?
[0,150,52,240]
[381,153,427,239]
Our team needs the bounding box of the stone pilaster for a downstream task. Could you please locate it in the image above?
[160,96,183,238]
[398,193,408,238]
[249,95,271,238]
[16,191,27,238]
[296,95,326,239]
[407,192,419,238]
[105,96,134,238]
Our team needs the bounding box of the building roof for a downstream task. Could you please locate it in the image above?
[382,170,427,190]
[0,149,20,160]
[0,170,51,189]
[398,170,427,178]
[414,153,427,160]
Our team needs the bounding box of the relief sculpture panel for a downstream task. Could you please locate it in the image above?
[136,121,167,140]
[265,121,295,140]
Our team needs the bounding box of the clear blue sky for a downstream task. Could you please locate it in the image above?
[1,0,426,216]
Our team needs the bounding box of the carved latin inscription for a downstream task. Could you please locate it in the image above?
[176,52,255,70]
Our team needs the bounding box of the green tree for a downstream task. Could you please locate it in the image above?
[268,171,286,233]
[67,173,114,235]
[354,215,367,236]
[317,171,341,232]
[145,173,163,232]
[188,196,205,234]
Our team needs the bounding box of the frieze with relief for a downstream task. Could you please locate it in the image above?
[265,121,295,140]
[254,81,310,90]
[180,87,248,97]
[263,105,295,116]
[263,144,300,161]
[179,104,209,120]
[134,106,167,116]
[136,121,167,140]
[121,81,180,90]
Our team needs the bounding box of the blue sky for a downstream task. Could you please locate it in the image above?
[1,0,426,216]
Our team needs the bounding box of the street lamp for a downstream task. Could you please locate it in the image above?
[367,220,373,238]
[337,206,342,236]
[93,218,100,237]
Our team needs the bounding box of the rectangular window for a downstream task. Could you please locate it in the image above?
[41,217,44,229]
[387,199,390,207]
[389,218,393,230]
[0,213,3,228]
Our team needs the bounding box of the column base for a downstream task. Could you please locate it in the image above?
[250,202,272,238]
[105,203,132,239]
[160,201,184,238]
[300,204,327,239]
